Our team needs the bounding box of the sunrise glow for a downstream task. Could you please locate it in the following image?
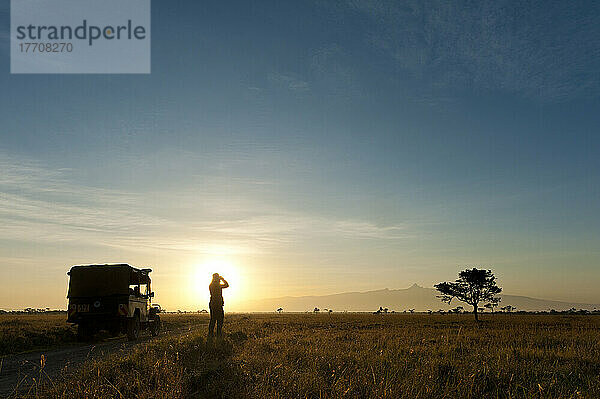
[190,257,246,309]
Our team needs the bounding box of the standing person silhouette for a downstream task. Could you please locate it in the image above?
[208,273,229,337]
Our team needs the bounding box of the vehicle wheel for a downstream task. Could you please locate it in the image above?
[150,314,161,337]
[108,321,121,337]
[127,313,140,341]
[77,322,92,342]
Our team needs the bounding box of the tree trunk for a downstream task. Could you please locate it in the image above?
[473,304,479,321]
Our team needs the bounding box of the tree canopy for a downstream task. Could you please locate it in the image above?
[434,268,502,321]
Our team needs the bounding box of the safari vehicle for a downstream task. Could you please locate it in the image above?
[67,264,161,341]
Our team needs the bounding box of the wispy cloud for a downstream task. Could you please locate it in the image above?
[0,153,408,257]
[268,72,310,92]
[344,0,600,102]
[310,44,360,97]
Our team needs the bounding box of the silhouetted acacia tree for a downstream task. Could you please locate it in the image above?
[501,305,515,313]
[277,307,283,314]
[484,302,498,313]
[435,268,502,321]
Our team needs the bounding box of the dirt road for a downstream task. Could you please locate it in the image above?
[0,326,202,398]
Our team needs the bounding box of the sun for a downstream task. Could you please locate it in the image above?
[192,257,243,307]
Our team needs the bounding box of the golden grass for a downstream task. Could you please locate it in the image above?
[0,313,76,356]
[12,313,600,398]
[0,313,209,356]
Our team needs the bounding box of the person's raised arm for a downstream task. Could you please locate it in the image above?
[220,277,229,288]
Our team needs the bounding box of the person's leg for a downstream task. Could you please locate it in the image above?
[216,307,224,336]
[208,308,216,336]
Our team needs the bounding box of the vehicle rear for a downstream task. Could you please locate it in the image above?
[67,265,133,338]
[67,264,160,341]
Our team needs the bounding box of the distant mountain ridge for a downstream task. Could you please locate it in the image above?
[238,284,600,312]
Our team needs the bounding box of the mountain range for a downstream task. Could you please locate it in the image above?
[238,284,600,312]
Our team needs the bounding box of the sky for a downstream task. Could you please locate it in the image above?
[1,1,599,310]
